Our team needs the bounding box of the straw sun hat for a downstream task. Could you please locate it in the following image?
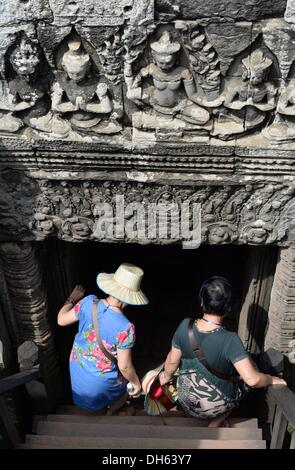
[96,263,149,306]
[142,368,167,416]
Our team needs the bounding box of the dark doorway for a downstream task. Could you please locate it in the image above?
[41,241,277,401]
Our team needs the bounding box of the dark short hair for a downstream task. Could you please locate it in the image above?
[199,276,232,317]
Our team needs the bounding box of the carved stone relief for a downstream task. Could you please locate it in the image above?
[51,37,122,136]
[258,19,295,143]
[0,169,294,246]
[0,1,52,27]
[0,3,294,145]
[0,35,53,134]
[285,0,295,24]
[182,25,221,104]
[214,49,278,140]
[126,30,211,137]
[263,79,295,143]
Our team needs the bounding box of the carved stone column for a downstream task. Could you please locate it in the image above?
[265,246,295,390]
[0,242,63,407]
[238,246,278,355]
[0,256,32,443]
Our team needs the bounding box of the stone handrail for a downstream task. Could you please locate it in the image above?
[268,385,295,449]
[0,367,41,446]
[0,367,41,395]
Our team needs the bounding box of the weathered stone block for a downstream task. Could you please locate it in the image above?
[49,0,133,26]
[285,0,295,24]
[37,24,72,68]
[156,0,287,21]
[18,340,39,370]
[0,24,37,77]
[0,1,52,26]
[205,22,256,75]
[258,18,295,79]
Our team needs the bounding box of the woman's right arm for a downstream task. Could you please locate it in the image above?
[57,303,79,326]
[117,348,141,396]
[57,285,85,326]
[159,346,182,386]
[234,357,287,388]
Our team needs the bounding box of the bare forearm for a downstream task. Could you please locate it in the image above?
[57,302,74,325]
[119,364,140,386]
[252,373,273,388]
[235,357,287,389]
[245,372,276,388]
[57,285,85,326]
[164,352,179,379]
[59,302,73,314]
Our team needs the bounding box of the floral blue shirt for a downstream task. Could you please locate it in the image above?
[69,295,136,410]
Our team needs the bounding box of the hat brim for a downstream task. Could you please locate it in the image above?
[144,395,167,416]
[142,366,164,395]
[96,272,149,306]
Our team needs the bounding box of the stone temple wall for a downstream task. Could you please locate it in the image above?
[0,1,294,247]
[0,1,295,396]
[0,0,294,148]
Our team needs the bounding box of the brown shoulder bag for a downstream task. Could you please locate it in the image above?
[92,299,117,365]
[188,318,239,383]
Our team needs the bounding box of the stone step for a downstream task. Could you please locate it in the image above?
[36,420,262,440]
[45,414,259,428]
[21,435,266,449]
[136,409,186,417]
[57,405,186,417]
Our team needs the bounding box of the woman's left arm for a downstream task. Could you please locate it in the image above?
[159,346,182,385]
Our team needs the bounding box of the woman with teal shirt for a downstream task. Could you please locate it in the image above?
[159,276,286,426]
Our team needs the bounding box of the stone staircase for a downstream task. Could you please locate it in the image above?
[17,406,266,449]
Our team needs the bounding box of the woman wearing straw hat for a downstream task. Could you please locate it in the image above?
[159,276,286,426]
[57,263,148,413]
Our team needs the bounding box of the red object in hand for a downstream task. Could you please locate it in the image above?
[150,379,175,410]
[151,384,163,399]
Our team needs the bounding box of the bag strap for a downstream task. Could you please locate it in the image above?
[188,318,239,383]
[92,299,117,366]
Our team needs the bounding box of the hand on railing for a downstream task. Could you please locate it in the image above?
[270,375,287,386]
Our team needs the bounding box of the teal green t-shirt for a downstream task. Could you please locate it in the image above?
[172,318,249,399]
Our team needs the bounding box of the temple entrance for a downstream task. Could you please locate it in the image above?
[41,241,278,401]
